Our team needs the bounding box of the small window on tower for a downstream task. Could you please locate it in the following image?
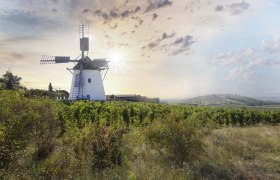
[88,78,91,83]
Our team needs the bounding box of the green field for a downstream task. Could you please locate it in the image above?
[248,105,280,111]
[1,90,280,179]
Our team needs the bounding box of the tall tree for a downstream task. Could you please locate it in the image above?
[48,83,53,92]
[0,71,22,90]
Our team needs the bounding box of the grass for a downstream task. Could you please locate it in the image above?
[95,125,280,179]
[114,125,280,179]
[199,125,280,179]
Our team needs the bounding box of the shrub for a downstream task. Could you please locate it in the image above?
[144,113,207,167]
[74,124,126,171]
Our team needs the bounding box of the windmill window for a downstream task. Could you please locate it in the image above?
[88,78,91,83]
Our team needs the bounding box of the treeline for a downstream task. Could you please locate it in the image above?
[0,71,69,99]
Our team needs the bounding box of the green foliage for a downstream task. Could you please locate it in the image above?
[0,90,280,178]
[144,113,206,167]
[0,71,22,90]
[24,89,69,99]
[0,91,63,173]
[77,124,126,170]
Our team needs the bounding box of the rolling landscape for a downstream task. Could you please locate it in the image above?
[1,0,280,179]
[165,94,280,110]
[1,72,280,179]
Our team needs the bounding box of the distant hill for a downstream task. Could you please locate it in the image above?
[183,94,280,107]
[254,96,280,103]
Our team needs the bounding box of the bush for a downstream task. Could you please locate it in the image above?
[144,113,207,167]
[75,124,126,171]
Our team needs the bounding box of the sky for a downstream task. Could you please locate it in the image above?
[0,0,280,98]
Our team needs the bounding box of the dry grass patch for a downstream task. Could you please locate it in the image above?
[200,126,280,179]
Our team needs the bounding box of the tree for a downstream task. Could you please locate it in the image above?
[0,71,22,90]
[48,83,53,92]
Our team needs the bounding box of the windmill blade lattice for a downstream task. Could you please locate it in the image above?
[40,56,71,64]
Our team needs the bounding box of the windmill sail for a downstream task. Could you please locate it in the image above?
[40,56,71,64]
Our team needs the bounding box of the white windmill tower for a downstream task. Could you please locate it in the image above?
[40,25,109,101]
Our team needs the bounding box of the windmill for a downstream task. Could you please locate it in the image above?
[40,25,109,101]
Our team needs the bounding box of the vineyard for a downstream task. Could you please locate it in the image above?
[1,90,280,179]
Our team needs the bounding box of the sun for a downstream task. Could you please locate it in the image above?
[108,49,124,68]
[110,53,121,65]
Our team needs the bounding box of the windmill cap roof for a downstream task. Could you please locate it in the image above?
[73,56,108,70]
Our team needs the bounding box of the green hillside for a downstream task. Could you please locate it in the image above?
[184,94,279,106]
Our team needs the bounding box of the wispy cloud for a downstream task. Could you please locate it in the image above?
[142,33,194,56]
[213,38,280,83]
[0,49,35,65]
[213,48,256,66]
[215,5,224,12]
[215,1,250,15]
[228,1,250,15]
[262,37,280,55]
[0,10,64,37]
[145,0,173,12]
[142,32,176,50]
[152,13,158,20]
[170,35,195,55]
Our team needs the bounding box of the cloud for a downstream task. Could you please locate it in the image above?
[262,37,280,55]
[109,10,119,18]
[2,10,48,26]
[215,5,224,12]
[0,49,27,64]
[111,23,118,29]
[94,9,110,22]
[214,1,250,15]
[135,6,141,13]
[124,0,129,6]
[51,0,59,4]
[167,35,195,56]
[142,32,177,50]
[0,10,64,37]
[0,36,44,45]
[225,65,257,82]
[148,42,159,49]
[228,1,250,15]
[213,48,256,66]
[121,10,130,18]
[173,35,195,49]
[52,9,58,13]
[162,32,176,40]
[82,9,91,14]
[142,33,194,56]
[152,13,158,20]
[170,48,191,56]
[213,41,280,83]
[145,0,173,12]
[131,16,144,26]
[93,7,140,23]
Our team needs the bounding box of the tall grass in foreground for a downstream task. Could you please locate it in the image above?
[199,126,280,179]
[117,125,280,180]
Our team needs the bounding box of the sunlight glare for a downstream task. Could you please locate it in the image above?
[108,49,124,69]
